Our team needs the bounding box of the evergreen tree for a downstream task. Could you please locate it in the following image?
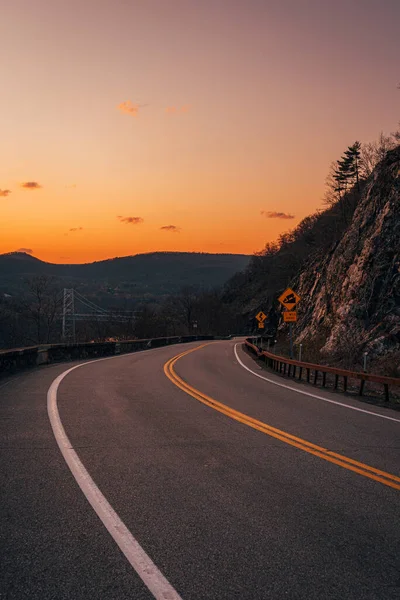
[343,141,361,191]
[333,141,362,207]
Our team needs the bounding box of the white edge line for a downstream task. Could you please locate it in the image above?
[47,350,183,600]
[234,344,400,424]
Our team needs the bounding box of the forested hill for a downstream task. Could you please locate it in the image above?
[0,251,250,302]
[223,138,400,368]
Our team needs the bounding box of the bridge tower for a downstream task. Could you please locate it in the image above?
[62,288,76,343]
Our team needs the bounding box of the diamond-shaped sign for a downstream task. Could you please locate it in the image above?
[278,288,301,311]
[255,311,267,323]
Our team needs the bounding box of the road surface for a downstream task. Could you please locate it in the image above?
[1,340,399,599]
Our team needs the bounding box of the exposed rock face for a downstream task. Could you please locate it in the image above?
[295,146,400,358]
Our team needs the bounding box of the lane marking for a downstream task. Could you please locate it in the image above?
[47,350,184,600]
[164,345,400,491]
[234,344,400,424]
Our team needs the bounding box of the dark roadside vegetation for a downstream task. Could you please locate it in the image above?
[1,128,399,387]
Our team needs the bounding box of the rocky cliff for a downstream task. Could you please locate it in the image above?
[294,146,400,362]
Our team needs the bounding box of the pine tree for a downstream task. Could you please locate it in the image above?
[343,141,361,191]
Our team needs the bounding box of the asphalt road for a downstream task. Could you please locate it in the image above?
[1,340,399,599]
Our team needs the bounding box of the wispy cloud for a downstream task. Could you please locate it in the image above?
[21,181,42,190]
[0,189,11,197]
[69,227,83,232]
[117,101,147,117]
[166,105,191,115]
[15,247,33,254]
[65,184,77,189]
[261,211,295,220]
[117,215,144,225]
[160,225,181,232]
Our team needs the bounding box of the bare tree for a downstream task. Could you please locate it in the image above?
[391,121,400,142]
[0,298,24,348]
[21,275,63,344]
[359,132,398,178]
[175,286,199,333]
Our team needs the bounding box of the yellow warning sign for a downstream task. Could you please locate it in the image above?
[283,311,297,322]
[278,288,301,311]
[255,311,267,323]
[258,322,265,329]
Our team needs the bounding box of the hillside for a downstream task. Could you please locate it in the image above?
[0,251,250,306]
[223,145,400,368]
[295,146,399,361]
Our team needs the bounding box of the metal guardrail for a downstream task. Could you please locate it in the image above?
[245,339,400,402]
[0,335,215,379]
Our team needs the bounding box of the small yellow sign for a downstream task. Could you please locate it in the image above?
[255,311,267,323]
[278,288,301,311]
[283,311,297,323]
[258,322,265,329]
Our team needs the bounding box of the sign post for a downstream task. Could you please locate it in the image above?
[289,323,294,360]
[278,288,301,359]
[255,311,267,349]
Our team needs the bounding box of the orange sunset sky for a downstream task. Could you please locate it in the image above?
[1,0,399,264]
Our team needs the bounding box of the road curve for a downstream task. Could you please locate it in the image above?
[1,340,399,599]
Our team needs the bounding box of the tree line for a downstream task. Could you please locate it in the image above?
[0,277,243,349]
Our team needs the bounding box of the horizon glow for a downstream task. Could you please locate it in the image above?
[1,0,399,263]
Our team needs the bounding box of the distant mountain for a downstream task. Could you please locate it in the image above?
[0,251,250,306]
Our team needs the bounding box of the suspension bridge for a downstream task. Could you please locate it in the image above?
[61,288,138,342]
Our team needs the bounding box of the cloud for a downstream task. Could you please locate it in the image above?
[65,184,76,189]
[261,211,295,220]
[166,104,191,115]
[15,247,33,254]
[160,225,181,232]
[21,181,42,190]
[117,101,143,116]
[69,227,83,232]
[117,215,144,225]
[0,189,11,197]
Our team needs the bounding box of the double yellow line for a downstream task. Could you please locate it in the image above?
[164,344,400,491]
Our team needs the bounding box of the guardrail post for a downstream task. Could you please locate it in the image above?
[293,365,296,378]
[359,379,365,396]
[322,372,326,387]
[314,370,318,385]
[343,376,348,392]
[299,367,303,381]
[334,374,339,389]
[36,346,49,366]
[307,368,310,383]
[384,384,389,402]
